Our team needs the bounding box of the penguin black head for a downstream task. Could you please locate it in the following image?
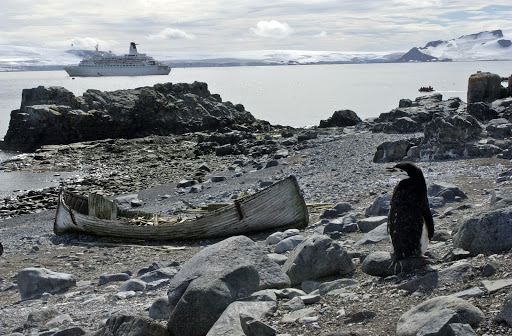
[386,162,425,180]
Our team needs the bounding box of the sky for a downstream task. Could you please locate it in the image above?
[1,0,511,54]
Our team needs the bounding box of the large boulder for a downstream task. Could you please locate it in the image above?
[373,138,422,163]
[453,206,512,255]
[282,235,355,286]
[467,72,503,103]
[168,265,260,336]
[2,82,258,152]
[319,109,361,128]
[166,236,290,297]
[418,115,486,160]
[396,296,484,336]
[17,268,76,301]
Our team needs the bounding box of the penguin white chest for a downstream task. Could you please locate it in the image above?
[420,222,429,254]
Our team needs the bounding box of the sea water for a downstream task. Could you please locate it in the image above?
[0,61,511,196]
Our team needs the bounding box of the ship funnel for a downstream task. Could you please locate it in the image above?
[129,42,138,55]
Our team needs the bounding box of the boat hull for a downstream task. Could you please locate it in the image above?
[64,66,171,77]
[54,176,309,240]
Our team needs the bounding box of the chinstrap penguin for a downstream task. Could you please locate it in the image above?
[387,162,434,260]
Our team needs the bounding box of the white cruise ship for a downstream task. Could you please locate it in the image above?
[64,42,171,77]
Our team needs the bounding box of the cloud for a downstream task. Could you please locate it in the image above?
[148,28,195,40]
[250,20,292,38]
[315,31,328,38]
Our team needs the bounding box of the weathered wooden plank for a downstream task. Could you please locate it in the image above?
[88,194,117,220]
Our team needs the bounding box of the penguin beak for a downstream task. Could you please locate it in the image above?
[387,166,409,179]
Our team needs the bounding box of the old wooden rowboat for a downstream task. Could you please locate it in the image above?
[54,175,309,240]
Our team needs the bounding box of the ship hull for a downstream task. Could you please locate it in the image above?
[64,65,171,77]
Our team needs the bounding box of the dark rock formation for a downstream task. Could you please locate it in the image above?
[467,72,503,103]
[319,109,361,128]
[396,47,437,62]
[2,82,262,152]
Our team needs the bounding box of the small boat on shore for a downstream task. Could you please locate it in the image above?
[54,176,309,240]
[418,86,434,92]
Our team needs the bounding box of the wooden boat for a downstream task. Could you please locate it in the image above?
[54,175,309,240]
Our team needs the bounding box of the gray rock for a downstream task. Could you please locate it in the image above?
[319,109,361,128]
[239,313,277,336]
[274,235,306,253]
[45,313,73,328]
[481,278,512,293]
[357,216,387,233]
[427,182,467,202]
[365,194,391,217]
[53,326,87,336]
[166,236,290,308]
[211,176,226,182]
[26,308,59,327]
[274,149,289,159]
[265,160,279,168]
[266,253,288,265]
[491,189,512,205]
[282,296,306,311]
[138,267,178,283]
[98,273,130,286]
[398,262,473,293]
[355,223,390,245]
[320,203,353,219]
[415,309,461,336]
[453,206,512,255]
[297,130,318,142]
[322,215,358,235]
[281,307,317,323]
[496,291,512,327]
[282,235,355,286]
[121,279,146,292]
[396,296,484,336]
[177,179,196,188]
[265,229,299,245]
[451,287,485,299]
[149,296,172,320]
[316,279,359,295]
[92,314,168,336]
[275,288,307,299]
[17,268,76,300]
[114,194,141,209]
[361,251,429,277]
[205,302,276,336]
[239,289,277,302]
[301,294,321,305]
[444,323,477,336]
[373,139,419,163]
[168,264,260,336]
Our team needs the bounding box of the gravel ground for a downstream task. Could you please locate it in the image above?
[2,128,512,335]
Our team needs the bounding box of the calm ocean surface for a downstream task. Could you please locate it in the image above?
[0,61,511,196]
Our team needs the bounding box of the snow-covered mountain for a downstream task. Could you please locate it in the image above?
[398,30,512,62]
[0,30,510,71]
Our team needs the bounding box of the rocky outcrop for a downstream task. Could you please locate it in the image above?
[372,72,512,162]
[319,109,361,128]
[467,72,504,103]
[2,82,263,152]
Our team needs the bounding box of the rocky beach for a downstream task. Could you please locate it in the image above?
[1,72,512,336]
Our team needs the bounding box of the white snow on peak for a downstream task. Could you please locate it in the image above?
[421,30,512,61]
